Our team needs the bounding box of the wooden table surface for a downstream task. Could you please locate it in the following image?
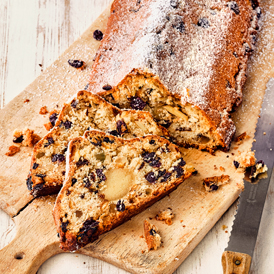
[0,1,274,273]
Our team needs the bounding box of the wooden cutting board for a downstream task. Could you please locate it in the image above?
[0,1,274,273]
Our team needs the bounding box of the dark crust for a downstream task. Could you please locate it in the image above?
[28,90,169,197]
[88,0,260,151]
[53,131,193,251]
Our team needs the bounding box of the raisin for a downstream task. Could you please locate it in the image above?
[71,178,77,186]
[13,135,24,143]
[161,172,172,182]
[116,120,128,135]
[77,218,99,244]
[257,160,265,167]
[149,229,156,236]
[80,193,85,199]
[233,160,240,168]
[116,200,126,212]
[103,137,114,144]
[130,96,146,110]
[145,172,156,183]
[89,172,96,182]
[178,158,186,167]
[250,165,257,177]
[210,184,219,191]
[149,140,155,145]
[90,138,102,146]
[76,157,89,167]
[109,130,120,137]
[83,177,91,188]
[71,100,78,108]
[33,182,45,191]
[102,84,112,91]
[142,152,156,163]
[173,166,184,178]
[86,109,89,116]
[197,18,210,28]
[256,7,261,18]
[162,120,172,129]
[228,2,240,14]
[61,220,69,233]
[68,59,84,69]
[35,174,46,178]
[138,162,145,170]
[57,233,60,238]
[63,120,72,129]
[33,163,39,170]
[26,176,33,190]
[170,0,179,8]
[49,113,58,126]
[44,137,54,147]
[84,83,89,90]
[96,169,106,182]
[173,19,185,33]
[250,0,259,9]
[157,169,166,179]
[52,154,65,163]
[93,30,103,41]
[62,171,66,176]
[142,152,161,168]
[66,189,71,196]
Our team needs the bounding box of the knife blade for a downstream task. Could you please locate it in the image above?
[222,78,274,274]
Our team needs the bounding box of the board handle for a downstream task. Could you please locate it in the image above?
[0,196,63,274]
[222,251,252,274]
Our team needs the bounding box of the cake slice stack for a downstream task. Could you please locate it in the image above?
[53,131,195,251]
[27,90,169,197]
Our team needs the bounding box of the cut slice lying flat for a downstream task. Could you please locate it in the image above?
[53,131,195,251]
[27,90,169,197]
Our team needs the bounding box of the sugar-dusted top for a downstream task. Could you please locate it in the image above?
[89,0,259,147]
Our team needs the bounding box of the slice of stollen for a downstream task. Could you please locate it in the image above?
[27,90,169,197]
[53,130,195,251]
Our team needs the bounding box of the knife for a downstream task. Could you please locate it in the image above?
[222,78,274,274]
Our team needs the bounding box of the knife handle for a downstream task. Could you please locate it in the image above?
[222,251,251,274]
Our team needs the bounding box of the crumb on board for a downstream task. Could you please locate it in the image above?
[155,208,174,225]
[44,122,53,131]
[13,128,41,147]
[144,220,162,251]
[235,132,250,144]
[234,151,256,169]
[39,106,48,115]
[203,175,230,192]
[220,166,225,172]
[222,225,228,230]
[5,146,20,156]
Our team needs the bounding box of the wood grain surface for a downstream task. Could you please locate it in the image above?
[1,0,274,273]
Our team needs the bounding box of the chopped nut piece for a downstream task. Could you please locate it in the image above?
[203,175,230,192]
[5,146,20,156]
[39,106,48,115]
[163,106,188,121]
[144,220,161,251]
[220,166,225,172]
[155,208,174,225]
[44,122,53,131]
